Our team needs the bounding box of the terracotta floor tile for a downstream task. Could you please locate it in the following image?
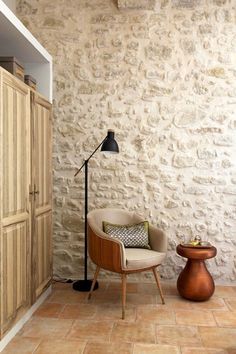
[213,310,236,327]
[89,290,120,303]
[138,282,160,295]
[191,297,228,311]
[225,299,236,311]
[214,286,236,298]
[47,290,87,303]
[2,336,40,354]
[67,320,113,341]
[228,349,236,354]
[199,326,236,349]
[19,317,74,338]
[106,281,120,291]
[175,310,216,326]
[93,280,108,291]
[127,282,139,293]
[95,304,136,321]
[111,321,156,344]
[33,302,64,318]
[181,347,227,354]
[83,341,133,354]
[162,282,179,296]
[156,325,201,346]
[59,303,97,319]
[108,281,138,293]
[126,293,156,305]
[163,296,193,310]
[136,305,175,324]
[133,343,180,354]
[34,339,86,354]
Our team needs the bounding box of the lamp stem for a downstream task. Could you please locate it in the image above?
[73,129,118,292]
[84,160,88,281]
[72,158,98,292]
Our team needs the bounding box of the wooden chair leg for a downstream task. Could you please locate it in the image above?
[121,273,127,320]
[88,266,100,300]
[152,267,165,304]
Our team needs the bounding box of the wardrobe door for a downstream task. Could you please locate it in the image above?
[31,92,52,302]
[0,70,31,336]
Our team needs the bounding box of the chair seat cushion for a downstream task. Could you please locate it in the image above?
[125,248,166,270]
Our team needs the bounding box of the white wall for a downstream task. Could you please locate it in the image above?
[2,0,15,12]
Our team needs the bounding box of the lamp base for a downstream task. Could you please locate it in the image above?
[72,279,99,292]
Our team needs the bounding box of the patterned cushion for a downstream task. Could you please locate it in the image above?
[103,221,150,249]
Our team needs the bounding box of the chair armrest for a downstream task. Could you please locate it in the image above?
[88,224,126,273]
[149,225,167,253]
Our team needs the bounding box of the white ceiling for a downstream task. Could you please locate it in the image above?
[2,0,15,13]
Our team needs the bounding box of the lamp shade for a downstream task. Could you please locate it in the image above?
[101,130,119,153]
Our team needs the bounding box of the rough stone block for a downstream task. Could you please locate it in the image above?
[173,154,195,168]
[117,0,156,10]
[172,0,202,8]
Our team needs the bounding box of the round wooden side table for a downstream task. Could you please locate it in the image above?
[176,244,217,301]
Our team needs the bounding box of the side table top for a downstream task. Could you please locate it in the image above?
[177,244,217,260]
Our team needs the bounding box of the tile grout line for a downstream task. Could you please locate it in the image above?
[108,320,117,343]
[31,338,43,354]
[131,341,134,354]
[57,303,66,318]
[209,309,219,327]
[222,297,233,311]
[153,323,157,345]
[64,318,76,340]
[197,325,204,348]
[81,339,89,354]
[173,308,177,325]
[212,308,221,328]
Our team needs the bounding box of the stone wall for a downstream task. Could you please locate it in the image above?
[17,0,236,283]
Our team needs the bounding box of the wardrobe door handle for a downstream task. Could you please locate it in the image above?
[33,185,39,200]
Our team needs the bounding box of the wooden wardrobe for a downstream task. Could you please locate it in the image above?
[0,67,52,338]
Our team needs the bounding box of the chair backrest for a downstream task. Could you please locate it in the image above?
[87,208,143,231]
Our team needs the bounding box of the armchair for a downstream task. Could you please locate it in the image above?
[87,208,167,319]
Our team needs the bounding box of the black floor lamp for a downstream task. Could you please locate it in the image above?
[73,130,119,292]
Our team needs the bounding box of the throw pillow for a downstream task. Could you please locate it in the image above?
[103,221,150,249]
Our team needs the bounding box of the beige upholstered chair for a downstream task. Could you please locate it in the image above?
[87,208,167,319]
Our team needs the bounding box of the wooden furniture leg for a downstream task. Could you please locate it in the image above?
[121,273,127,319]
[152,267,165,304]
[88,266,100,300]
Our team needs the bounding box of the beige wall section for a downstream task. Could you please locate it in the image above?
[2,0,16,12]
[16,0,236,283]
